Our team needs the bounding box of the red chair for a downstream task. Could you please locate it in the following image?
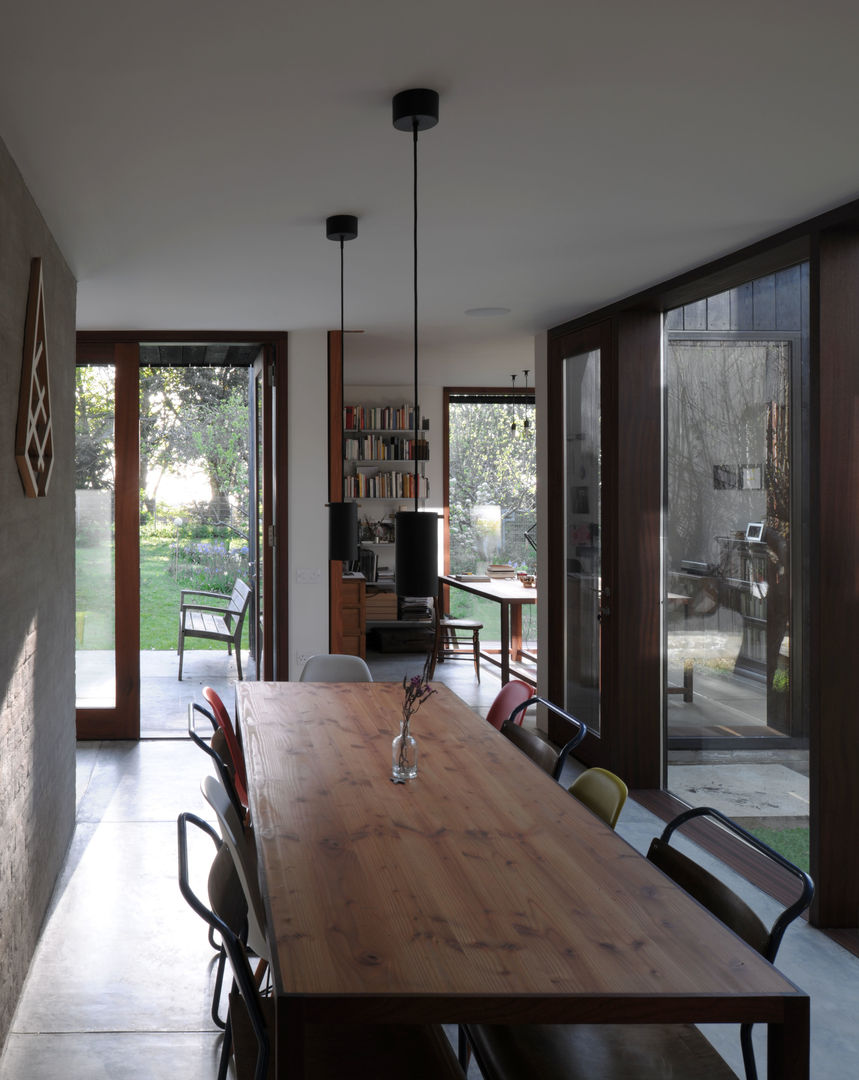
[202,686,248,808]
[485,680,534,730]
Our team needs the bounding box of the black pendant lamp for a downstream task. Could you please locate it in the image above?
[327,214,359,562]
[393,88,439,598]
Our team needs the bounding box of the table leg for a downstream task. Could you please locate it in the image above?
[511,604,523,662]
[499,601,510,684]
[277,995,306,1078]
[767,996,809,1079]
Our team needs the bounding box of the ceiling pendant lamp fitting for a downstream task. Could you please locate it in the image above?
[327,213,359,562]
[522,369,531,430]
[509,373,518,433]
[393,88,439,599]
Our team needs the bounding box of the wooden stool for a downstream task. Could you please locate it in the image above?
[431,615,483,682]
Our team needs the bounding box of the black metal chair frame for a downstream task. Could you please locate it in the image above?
[188,701,247,821]
[503,694,588,780]
[653,806,814,1080]
[178,812,269,1080]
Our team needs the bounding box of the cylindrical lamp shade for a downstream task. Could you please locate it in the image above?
[395,511,438,597]
[329,501,358,561]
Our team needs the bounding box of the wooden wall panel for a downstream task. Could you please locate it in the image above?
[811,228,859,927]
[612,310,663,788]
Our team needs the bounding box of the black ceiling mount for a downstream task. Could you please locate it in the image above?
[325,215,358,243]
[392,88,439,132]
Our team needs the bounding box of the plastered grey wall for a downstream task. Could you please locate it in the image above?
[0,134,77,1050]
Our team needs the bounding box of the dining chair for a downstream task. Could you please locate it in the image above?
[461,806,814,1080]
[188,701,247,820]
[177,811,266,1080]
[484,679,534,730]
[203,685,249,807]
[201,774,269,966]
[499,694,588,781]
[500,721,581,782]
[568,767,628,829]
[176,812,248,1037]
[181,816,467,1079]
[429,608,484,682]
[298,653,374,681]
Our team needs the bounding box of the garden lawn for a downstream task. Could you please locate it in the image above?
[752,825,810,873]
[76,533,250,652]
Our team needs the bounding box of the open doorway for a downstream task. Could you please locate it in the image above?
[443,387,537,676]
[74,335,286,740]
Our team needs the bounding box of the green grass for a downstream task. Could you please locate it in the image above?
[76,532,250,652]
[752,826,810,872]
[448,591,538,646]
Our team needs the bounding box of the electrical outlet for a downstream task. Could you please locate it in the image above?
[296,653,312,667]
[295,567,321,584]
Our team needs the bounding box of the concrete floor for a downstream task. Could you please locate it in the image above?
[2,652,855,1077]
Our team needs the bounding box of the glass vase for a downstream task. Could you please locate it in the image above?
[392,726,418,781]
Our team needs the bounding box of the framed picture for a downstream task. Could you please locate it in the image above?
[739,463,762,490]
[713,464,737,490]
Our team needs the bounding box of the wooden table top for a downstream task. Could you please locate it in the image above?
[439,574,537,604]
[237,681,802,1027]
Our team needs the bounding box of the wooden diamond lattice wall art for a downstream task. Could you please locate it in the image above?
[16,257,53,497]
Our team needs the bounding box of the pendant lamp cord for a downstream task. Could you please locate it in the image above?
[340,236,345,347]
[412,117,420,513]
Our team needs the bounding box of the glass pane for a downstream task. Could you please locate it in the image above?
[665,338,793,738]
[75,366,116,707]
[664,271,809,871]
[564,349,601,734]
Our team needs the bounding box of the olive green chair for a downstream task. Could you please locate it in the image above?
[567,766,629,829]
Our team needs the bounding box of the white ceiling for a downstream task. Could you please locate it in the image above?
[1,0,858,382]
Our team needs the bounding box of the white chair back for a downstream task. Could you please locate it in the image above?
[299,653,373,682]
[201,775,269,961]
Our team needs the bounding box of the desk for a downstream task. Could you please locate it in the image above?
[237,681,808,1080]
[438,574,536,684]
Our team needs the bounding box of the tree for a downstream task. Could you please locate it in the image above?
[75,366,115,490]
[138,366,249,521]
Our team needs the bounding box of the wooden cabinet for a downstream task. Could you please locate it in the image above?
[339,574,366,658]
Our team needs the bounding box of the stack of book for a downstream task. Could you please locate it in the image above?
[366,586,398,621]
[399,596,433,622]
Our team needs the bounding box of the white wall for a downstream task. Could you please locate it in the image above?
[287,330,331,677]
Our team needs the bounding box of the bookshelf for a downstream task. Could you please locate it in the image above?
[344,400,432,629]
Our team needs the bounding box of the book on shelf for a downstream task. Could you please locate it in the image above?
[344,403,431,432]
[344,471,429,500]
[344,434,429,461]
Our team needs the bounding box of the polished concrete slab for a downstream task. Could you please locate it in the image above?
[4,654,856,1079]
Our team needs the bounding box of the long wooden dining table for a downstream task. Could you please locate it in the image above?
[236,681,809,1079]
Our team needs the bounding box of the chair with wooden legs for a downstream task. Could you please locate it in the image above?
[429,606,483,682]
[460,806,814,1080]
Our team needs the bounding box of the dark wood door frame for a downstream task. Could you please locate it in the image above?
[546,315,662,788]
[75,342,140,739]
